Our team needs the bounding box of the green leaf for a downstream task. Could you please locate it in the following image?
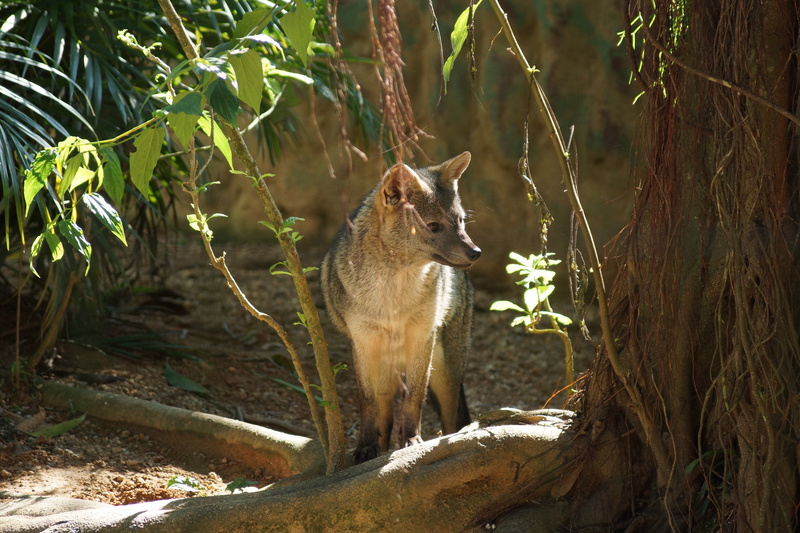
[164,363,210,395]
[167,475,204,492]
[57,219,92,272]
[268,68,313,84]
[234,8,273,39]
[489,300,525,313]
[226,477,258,494]
[539,310,573,326]
[282,1,316,67]
[83,193,127,245]
[168,112,201,149]
[43,232,64,262]
[69,166,96,192]
[59,155,82,195]
[198,115,233,169]
[510,316,528,328]
[524,287,541,313]
[537,284,555,300]
[206,78,240,125]
[443,0,483,94]
[130,127,165,196]
[29,233,44,277]
[164,91,204,116]
[30,413,86,438]
[229,49,264,114]
[24,149,57,216]
[166,92,204,148]
[100,148,124,206]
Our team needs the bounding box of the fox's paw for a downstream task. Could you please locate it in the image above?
[353,442,380,464]
[403,435,424,448]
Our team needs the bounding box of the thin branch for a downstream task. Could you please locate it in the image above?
[156,0,348,473]
[182,135,328,455]
[487,0,623,384]
[487,0,680,480]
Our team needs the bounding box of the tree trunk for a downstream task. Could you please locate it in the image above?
[574,1,800,529]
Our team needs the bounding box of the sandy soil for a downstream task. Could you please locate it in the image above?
[0,238,597,505]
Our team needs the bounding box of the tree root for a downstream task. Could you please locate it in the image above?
[0,409,585,532]
[37,381,326,479]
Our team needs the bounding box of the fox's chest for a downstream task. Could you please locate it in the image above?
[344,262,450,331]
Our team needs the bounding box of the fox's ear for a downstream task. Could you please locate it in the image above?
[441,151,471,183]
[379,163,429,209]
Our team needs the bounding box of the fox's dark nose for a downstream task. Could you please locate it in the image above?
[467,247,481,262]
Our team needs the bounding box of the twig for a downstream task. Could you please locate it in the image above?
[487,0,674,480]
[487,0,624,384]
[156,0,348,473]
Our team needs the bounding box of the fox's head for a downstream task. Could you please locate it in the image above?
[376,151,481,269]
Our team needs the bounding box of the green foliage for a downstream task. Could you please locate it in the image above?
[442,0,483,93]
[226,477,258,493]
[4,0,384,366]
[281,0,316,67]
[164,362,210,395]
[166,475,204,493]
[490,252,572,329]
[491,251,575,386]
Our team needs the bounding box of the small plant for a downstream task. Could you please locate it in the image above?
[166,475,204,494]
[490,252,574,386]
[226,477,258,494]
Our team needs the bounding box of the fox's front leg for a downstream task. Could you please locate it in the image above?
[399,328,436,448]
[351,331,397,463]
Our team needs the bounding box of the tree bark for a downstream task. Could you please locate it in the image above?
[39,382,325,479]
[580,1,800,529]
[0,414,587,533]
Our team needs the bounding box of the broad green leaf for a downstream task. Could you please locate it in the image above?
[229,49,264,114]
[43,232,64,261]
[30,413,86,438]
[489,300,525,313]
[198,115,233,169]
[57,219,92,273]
[168,112,201,149]
[164,363,210,395]
[537,284,555,300]
[24,149,57,216]
[100,148,124,206]
[164,91,204,116]
[69,166,96,192]
[282,1,316,67]
[443,0,483,93]
[234,8,273,39]
[129,127,165,196]
[523,287,540,313]
[206,78,240,125]
[83,193,127,245]
[508,251,528,265]
[58,155,82,195]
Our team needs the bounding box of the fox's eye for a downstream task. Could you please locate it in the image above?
[427,222,442,233]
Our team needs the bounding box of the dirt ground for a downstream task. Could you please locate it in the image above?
[0,237,597,506]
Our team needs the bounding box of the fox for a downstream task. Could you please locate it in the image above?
[321,151,481,463]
